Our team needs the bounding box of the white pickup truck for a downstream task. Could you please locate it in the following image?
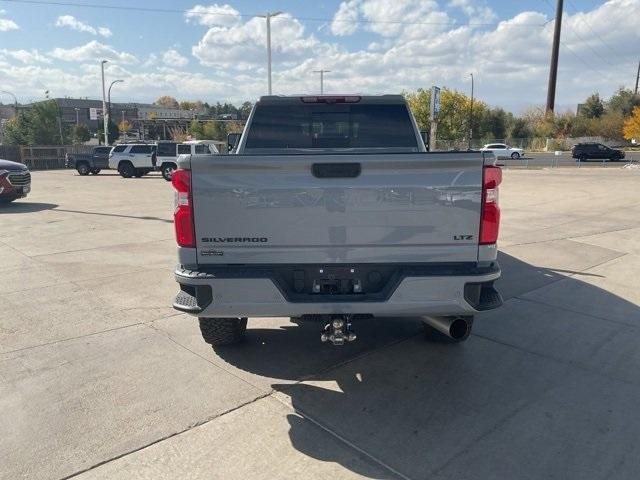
[171,95,503,347]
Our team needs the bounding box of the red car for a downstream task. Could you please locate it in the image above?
[0,159,31,204]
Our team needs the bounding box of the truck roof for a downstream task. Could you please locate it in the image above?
[257,94,407,105]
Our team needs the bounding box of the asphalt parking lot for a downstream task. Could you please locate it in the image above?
[1,166,640,480]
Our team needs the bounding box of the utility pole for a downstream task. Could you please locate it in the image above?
[259,11,282,95]
[313,70,331,94]
[635,60,639,96]
[546,0,563,114]
[468,73,474,150]
[101,60,109,145]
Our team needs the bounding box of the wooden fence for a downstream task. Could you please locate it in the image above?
[0,145,94,170]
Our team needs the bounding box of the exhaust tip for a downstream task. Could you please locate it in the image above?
[449,317,471,340]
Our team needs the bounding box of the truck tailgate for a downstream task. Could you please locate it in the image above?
[190,152,484,264]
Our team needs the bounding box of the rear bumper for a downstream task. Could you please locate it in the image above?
[173,263,502,318]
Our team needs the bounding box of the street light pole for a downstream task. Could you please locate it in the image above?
[313,70,331,94]
[469,73,474,150]
[0,90,18,112]
[259,11,282,95]
[107,79,124,122]
[75,107,79,125]
[100,60,109,145]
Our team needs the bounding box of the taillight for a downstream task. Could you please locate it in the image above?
[171,169,195,247]
[479,165,502,245]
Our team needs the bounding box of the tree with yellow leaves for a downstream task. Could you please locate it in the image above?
[622,106,640,142]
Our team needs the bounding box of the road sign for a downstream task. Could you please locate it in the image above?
[89,108,103,120]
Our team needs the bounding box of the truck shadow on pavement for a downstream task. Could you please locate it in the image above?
[0,201,58,213]
[211,252,639,479]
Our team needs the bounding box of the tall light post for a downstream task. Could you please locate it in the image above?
[468,73,474,150]
[74,107,80,125]
[0,90,18,114]
[100,60,109,145]
[258,11,282,94]
[107,79,124,121]
[313,69,331,94]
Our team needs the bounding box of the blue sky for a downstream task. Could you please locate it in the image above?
[0,0,637,112]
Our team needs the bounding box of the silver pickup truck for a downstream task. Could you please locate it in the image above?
[171,95,503,347]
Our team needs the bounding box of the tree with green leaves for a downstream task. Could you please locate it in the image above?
[98,119,119,145]
[405,88,488,141]
[607,87,640,117]
[580,93,604,118]
[2,100,64,145]
[71,124,91,144]
[188,120,204,139]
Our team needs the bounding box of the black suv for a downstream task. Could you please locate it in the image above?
[571,143,625,162]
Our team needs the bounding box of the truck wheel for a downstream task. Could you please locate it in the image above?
[161,163,176,181]
[423,316,473,344]
[199,317,247,346]
[90,168,101,175]
[77,162,91,176]
[118,161,135,178]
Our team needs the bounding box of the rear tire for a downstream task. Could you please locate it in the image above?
[118,161,135,178]
[199,317,247,346]
[161,163,176,182]
[77,162,90,176]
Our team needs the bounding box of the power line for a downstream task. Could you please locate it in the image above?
[565,0,626,63]
[541,0,603,76]
[0,0,547,27]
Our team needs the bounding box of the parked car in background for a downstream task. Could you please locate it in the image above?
[0,159,31,203]
[571,143,625,162]
[108,143,157,178]
[156,141,219,181]
[480,143,524,159]
[65,146,112,175]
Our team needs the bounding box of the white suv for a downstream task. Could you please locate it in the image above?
[156,141,219,181]
[109,141,220,179]
[480,143,524,159]
[108,144,157,178]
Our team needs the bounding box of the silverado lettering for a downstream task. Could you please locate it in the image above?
[201,237,268,243]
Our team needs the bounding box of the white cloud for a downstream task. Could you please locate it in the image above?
[184,4,240,26]
[331,0,360,36]
[49,41,138,64]
[1,0,638,112]
[192,13,325,69]
[162,49,189,67]
[55,15,112,37]
[0,10,19,31]
[448,0,497,23]
[0,48,51,64]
